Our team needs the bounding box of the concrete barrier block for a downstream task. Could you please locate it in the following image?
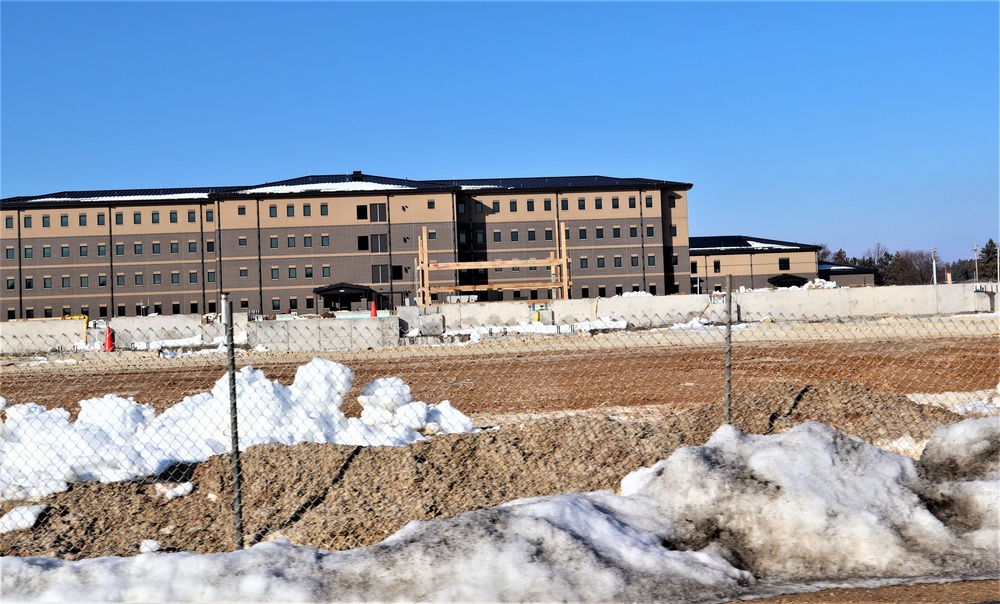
[419,314,445,336]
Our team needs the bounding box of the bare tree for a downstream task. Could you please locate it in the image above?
[889,250,934,285]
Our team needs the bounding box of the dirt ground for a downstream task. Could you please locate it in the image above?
[1,324,997,602]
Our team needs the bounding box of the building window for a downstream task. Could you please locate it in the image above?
[270,237,278,249]
[270,205,278,218]
[23,247,32,259]
[475,231,484,244]
[64,245,72,257]
[240,299,249,309]
[544,229,553,241]
[238,237,247,247]
[23,216,32,228]
[595,197,603,210]
[628,197,636,209]
[631,256,640,267]
[669,196,676,208]
[189,272,198,283]
[427,200,435,210]
[371,234,388,253]
[4,248,12,259]
[272,299,281,311]
[691,261,698,273]
[169,211,177,223]
[134,274,143,286]
[286,204,295,218]
[372,264,390,283]
[4,217,12,229]
[151,211,159,224]
[239,268,248,278]
[288,267,296,279]
[188,211,196,223]
[647,226,655,237]
[428,230,437,240]
[578,198,586,210]
[77,245,87,257]
[116,275,125,286]
[205,210,214,222]
[392,265,403,280]
[630,226,638,238]
[151,243,160,254]
[170,242,179,254]
[305,266,313,278]
[612,197,620,209]
[152,273,161,285]
[493,231,501,243]
[43,215,51,227]
[321,235,329,246]
[527,230,536,241]
[271,268,280,280]
[578,228,587,240]
[509,200,517,212]
[322,266,330,278]
[370,203,387,222]
[24,278,33,289]
[207,271,215,283]
[303,204,311,217]
[714,260,721,274]
[303,236,312,248]
[648,255,656,267]
[645,196,653,208]
[171,272,180,284]
[544,199,552,211]
[670,225,677,237]
[510,230,519,242]
[492,201,500,213]
[99,275,108,287]
[597,257,605,268]
[5,278,13,290]
[320,203,328,216]
[42,246,51,258]
[287,236,296,248]
[614,256,622,268]
[357,205,368,220]
[672,255,679,266]
[43,277,51,289]
[580,258,588,269]
[134,243,142,255]
[527,199,534,212]
[188,241,197,253]
[133,211,141,225]
[64,214,72,227]
[457,202,466,214]
[238,206,246,216]
[114,213,123,225]
[779,258,791,271]
[561,198,569,211]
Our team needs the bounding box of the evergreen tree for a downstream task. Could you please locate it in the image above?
[978,239,998,282]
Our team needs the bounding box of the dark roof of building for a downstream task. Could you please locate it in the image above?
[428,175,693,192]
[818,261,876,274]
[1,172,692,208]
[689,235,822,255]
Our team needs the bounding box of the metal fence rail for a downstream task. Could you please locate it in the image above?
[1,293,997,560]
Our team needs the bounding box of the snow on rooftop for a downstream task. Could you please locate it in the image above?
[240,182,415,194]
[28,193,211,203]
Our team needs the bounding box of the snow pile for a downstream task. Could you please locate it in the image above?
[2,419,997,602]
[0,359,476,500]
[442,316,629,343]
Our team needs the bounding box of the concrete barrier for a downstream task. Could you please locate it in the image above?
[0,318,87,354]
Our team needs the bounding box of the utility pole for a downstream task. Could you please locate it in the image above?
[973,244,979,286]
[931,248,937,285]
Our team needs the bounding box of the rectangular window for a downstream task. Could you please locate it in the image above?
[5,217,13,229]
[169,211,177,223]
[561,198,568,211]
[596,227,604,239]
[492,201,500,213]
[371,234,388,253]
[670,225,677,237]
[64,214,72,227]
[238,206,247,216]
[428,230,437,240]
[239,268,249,278]
[713,260,721,274]
[272,299,281,311]
[134,274,143,286]
[23,247,32,259]
[614,256,622,268]
[597,257,605,268]
[43,215,51,227]
[153,273,161,285]
[99,275,108,287]
[79,214,88,226]
[669,196,676,208]
[205,210,214,222]
[24,278,33,289]
[475,231,484,244]
[427,200,435,210]
[356,205,368,220]
[493,231,501,243]
[238,237,247,247]
[133,211,141,225]
[43,246,51,258]
[628,197,636,209]
[510,230,519,242]
[171,272,180,284]
[527,199,534,212]
[287,267,296,279]
[270,237,278,249]
[631,256,640,267]
[509,200,517,212]
[595,197,603,210]
[578,228,587,240]
[287,236,296,248]
[5,248,13,259]
[358,236,369,251]
[43,277,51,289]
[544,199,552,211]
[392,265,403,280]
[207,271,215,283]
[134,243,142,255]
[527,229,536,241]
[170,242,179,254]
[304,266,313,278]
[630,226,638,238]
[5,278,14,290]
[188,211,196,223]
[578,198,586,210]
[580,258,588,269]
[116,275,125,286]
[321,235,329,246]
[691,261,698,273]
[151,243,160,254]
[322,266,330,278]
[612,197,620,209]
[189,272,198,283]
[648,255,656,267]
[23,216,32,228]
[270,205,278,218]
[320,203,328,216]
[672,255,679,266]
[372,264,390,283]
[271,268,280,280]
[64,245,72,257]
[303,236,312,248]
[645,196,653,208]
[79,245,88,257]
[303,204,311,217]
[457,202,466,214]
[151,211,159,224]
[647,226,655,237]
[544,229,553,241]
[613,227,621,238]
[779,257,791,271]
[286,204,295,217]
[581,287,589,299]
[370,203,387,222]
[188,241,197,253]
[114,213,122,225]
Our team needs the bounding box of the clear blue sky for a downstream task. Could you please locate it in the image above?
[2,2,997,263]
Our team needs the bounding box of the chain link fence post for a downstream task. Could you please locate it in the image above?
[724,274,733,425]
[222,292,244,549]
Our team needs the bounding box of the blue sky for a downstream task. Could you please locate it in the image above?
[2,2,997,262]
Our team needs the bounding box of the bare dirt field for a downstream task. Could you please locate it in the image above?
[1,319,998,602]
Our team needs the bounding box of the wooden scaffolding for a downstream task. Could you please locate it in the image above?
[416,224,570,306]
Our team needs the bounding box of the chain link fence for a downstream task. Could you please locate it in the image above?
[1,292,997,561]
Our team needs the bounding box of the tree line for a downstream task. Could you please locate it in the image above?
[817,239,998,286]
